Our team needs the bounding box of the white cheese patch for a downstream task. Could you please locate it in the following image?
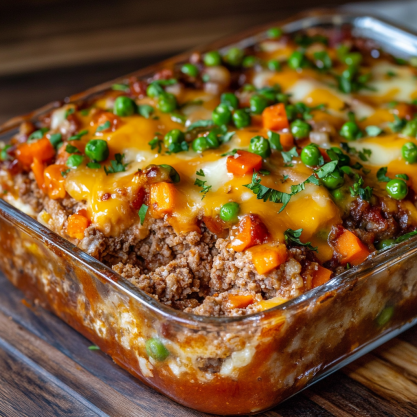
[252,70,275,89]
[349,142,401,166]
[364,62,417,101]
[220,345,256,377]
[4,194,36,217]
[138,356,154,378]
[199,158,231,192]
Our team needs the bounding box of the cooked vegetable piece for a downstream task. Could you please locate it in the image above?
[386,179,408,200]
[145,338,169,361]
[219,202,240,223]
[67,212,90,240]
[312,265,332,288]
[335,229,370,265]
[16,138,55,167]
[149,182,177,217]
[230,214,269,252]
[249,243,287,275]
[249,136,271,158]
[262,103,289,131]
[44,164,67,200]
[227,294,254,309]
[226,150,262,176]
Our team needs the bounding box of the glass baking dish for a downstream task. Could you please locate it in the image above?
[2,10,417,415]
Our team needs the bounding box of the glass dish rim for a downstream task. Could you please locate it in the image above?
[2,9,417,328]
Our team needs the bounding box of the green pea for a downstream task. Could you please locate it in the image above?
[401,120,417,137]
[158,93,177,113]
[204,51,222,67]
[233,109,251,128]
[146,83,160,98]
[340,121,360,141]
[212,103,232,126]
[290,119,311,139]
[258,87,278,103]
[249,136,271,158]
[386,178,408,200]
[181,63,199,77]
[288,51,305,70]
[343,52,362,67]
[301,144,321,166]
[66,154,84,168]
[85,139,109,162]
[331,188,345,201]
[159,164,180,183]
[0,145,11,161]
[249,95,268,114]
[376,306,394,327]
[192,136,209,152]
[164,129,185,148]
[402,142,417,163]
[219,202,240,223]
[145,338,169,361]
[206,131,220,149]
[220,93,239,110]
[267,59,281,71]
[224,47,244,67]
[114,96,136,117]
[266,27,282,39]
[322,170,345,190]
[376,239,395,251]
[242,56,257,68]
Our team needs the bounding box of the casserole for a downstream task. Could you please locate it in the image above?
[1,10,417,414]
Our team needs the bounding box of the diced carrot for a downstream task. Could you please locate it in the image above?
[227,150,262,177]
[249,243,287,275]
[262,103,289,131]
[319,147,331,162]
[312,265,332,288]
[31,158,46,191]
[67,213,90,240]
[149,182,176,217]
[258,296,288,311]
[230,214,269,252]
[203,216,227,238]
[16,138,55,168]
[335,229,370,266]
[44,164,67,200]
[227,294,254,309]
[279,132,294,149]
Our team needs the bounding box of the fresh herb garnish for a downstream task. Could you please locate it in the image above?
[65,108,75,119]
[49,133,63,149]
[167,141,189,154]
[294,33,328,47]
[377,167,391,182]
[112,83,129,91]
[28,127,49,141]
[61,169,71,177]
[170,112,186,124]
[104,153,127,174]
[219,131,235,144]
[186,120,214,132]
[68,130,88,141]
[221,149,238,157]
[358,148,372,162]
[65,144,80,154]
[350,174,373,201]
[138,204,148,225]
[138,105,154,119]
[96,120,111,132]
[395,230,417,244]
[284,228,318,252]
[365,125,382,136]
[88,345,100,351]
[194,170,211,199]
[0,145,12,161]
[386,70,397,78]
[388,115,406,132]
[259,170,270,175]
[281,147,298,163]
[281,175,289,183]
[148,137,162,153]
[396,173,409,180]
[87,162,101,169]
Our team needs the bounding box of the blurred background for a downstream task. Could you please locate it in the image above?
[0,0,415,124]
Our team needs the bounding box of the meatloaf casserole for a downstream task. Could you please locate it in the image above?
[1,20,417,414]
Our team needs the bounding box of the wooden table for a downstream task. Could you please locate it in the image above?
[1,269,417,417]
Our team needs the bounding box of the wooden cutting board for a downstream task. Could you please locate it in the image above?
[1,270,417,417]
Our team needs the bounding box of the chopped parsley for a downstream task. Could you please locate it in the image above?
[388,115,406,132]
[284,228,318,252]
[65,144,80,154]
[138,204,148,225]
[281,147,298,163]
[396,173,409,181]
[167,141,189,154]
[49,133,63,149]
[0,145,12,161]
[186,120,214,132]
[358,148,372,162]
[281,175,289,183]
[221,149,238,157]
[365,125,382,136]
[104,153,127,174]
[377,167,391,182]
[68,130,88,141]
[28,127,49,141]
[194,170,211,199]
[219,131,235,144]
[96,120,111,132]
[112,83,129,92]
[350,174,373,201]
[138,104,154,119]
[87,162,101,169]
[65,108,75,119]
[148,137,162,153]
[61,169,71,177]
[395,230,417,244]
[259,170,270,176]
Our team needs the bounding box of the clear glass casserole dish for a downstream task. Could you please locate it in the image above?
[1,10,417,415]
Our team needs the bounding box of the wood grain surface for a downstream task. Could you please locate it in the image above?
[1,270,417,417]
